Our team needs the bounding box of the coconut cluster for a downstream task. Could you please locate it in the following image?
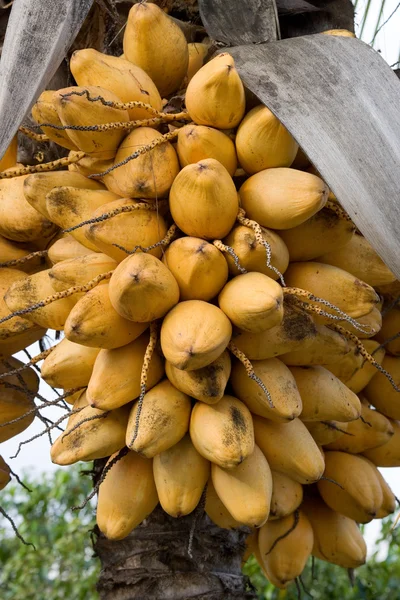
[0,3,398,590]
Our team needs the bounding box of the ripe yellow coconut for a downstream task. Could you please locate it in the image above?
[47,235,94,264]
[190,395,254,468]
[218,272,284,332]
[126,379,191,457]
[97,450,158,541]
[41,338,100,389]
[236,104,298,174]
[54,86,130,159]
[0,175,56,243]
[109,253,179,322]
[185,42,209,83]
[24,171,105,220]
[46,187,120,251]
[103,127,180,199]
[279,206,355,261]
[284,262,380,319]
[258,511,314,589]
[64,282,148,349]
[239,168,328,230]
[165,350,231,404]
[153,434,210,518]
[87,332,164,411]
[160,300,232,370]
[32,90,80,150]
[177,124,237,176]
[211,445,272,527]
[185,53,245,129]
[49,253,117,292]
[269,471,303,520]
[0,358,38,443]
[85,198,168,262]
[230,357,302,422]
[318,233,396,287]
[169,158,239,240]
[4,268,79,330]
[223,224,289,280]
[123,2,188,97]
[0,135,17,171]
[70,49,162,120]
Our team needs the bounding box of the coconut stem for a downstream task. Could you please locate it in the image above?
[0,151,85,179]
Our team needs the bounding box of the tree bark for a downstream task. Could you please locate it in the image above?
[94,505,256,600]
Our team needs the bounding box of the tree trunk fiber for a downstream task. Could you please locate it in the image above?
[94,505,256,600]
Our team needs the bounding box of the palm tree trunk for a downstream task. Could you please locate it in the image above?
[94,505,256,600]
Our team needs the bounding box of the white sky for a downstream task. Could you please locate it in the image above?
[1,0,400,558]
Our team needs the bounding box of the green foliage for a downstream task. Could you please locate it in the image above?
[243,517,400,599]
[0,467,100,600]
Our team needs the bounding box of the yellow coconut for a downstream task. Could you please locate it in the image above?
[31,90,80,150]
[41,338,100,389]
[160,300,232,370]
[108,253,179,322]
[49,253,117,292]
[284,262,380,319]
[205,478,244,529]
[232,301,317,360]
[85,198,168,262]
[375,306,400,355]
[51,391,130,465]
[126,379,191,457]
[290,365,361,422]
[342,339,385,393]
[103,127,180,199]
[4,268,79,330]
[185,53,245,129]
[253,416,325,484]
[46,187,120,251]
[302,496,367,569]
[190,395,254,468]
[0,358,38,443]
[87,331,164,411]
[230,357,302,422]
[97,450,158,541]
[0,456,11,490]
[0,268,46,356]
[223,224,289,281]
[236,104,298,174]
[68,153,113,180]
[363,355,400,419]
[47,234,94,264]
[165,350,231,404]
[169,158,239,240]
[362,419,400,467]
[317,451,383,523]
[64,282,148,349]
[239,168,328,229]
[70,48,162,120]
[218,272,284,333]
[0,236,43,274]
[123,2,188,97]
[211,445,272,527]
[304,420,349,446]
[185,42,209,83]
[258,511,314,589]
[0,135,18,171]
[325,403,394,454]
[0,175,56,243]
[269,471,303,520]
[153,434,210,518]
[279,206,355,261]
[54,86,129,159]
[162,236,228,301]
[318,233,396,287]
[23,171,105,220]
[177,124,237,176]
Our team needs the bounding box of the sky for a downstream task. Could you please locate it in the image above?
[1,0,400,558]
